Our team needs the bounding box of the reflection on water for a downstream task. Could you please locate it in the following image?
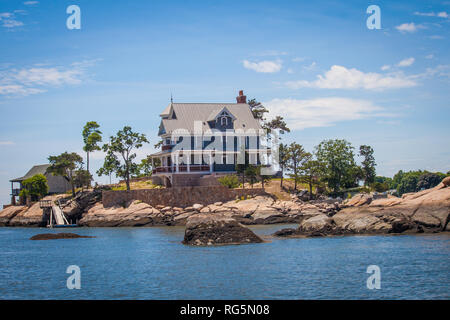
[0,226,448,299]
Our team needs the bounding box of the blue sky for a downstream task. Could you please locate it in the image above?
[0,0,449,206]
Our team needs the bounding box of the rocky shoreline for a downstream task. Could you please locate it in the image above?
[1,179,449,244]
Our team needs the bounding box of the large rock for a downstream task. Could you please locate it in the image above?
[30,233,95,240]
[342,193,372,207]
[0,206,27,226]
[274,183,450,237]
[183,214,263,246]
[79,200,173,227]
[298,214,333,233]
[442,176,450,187]
[8,201,45,226]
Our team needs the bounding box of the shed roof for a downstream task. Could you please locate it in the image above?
[10,164,50,182]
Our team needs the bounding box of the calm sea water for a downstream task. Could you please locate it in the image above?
[0,225,448,300]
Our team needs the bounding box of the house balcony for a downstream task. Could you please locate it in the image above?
[11,188,20,196]
[152,164,211,175]
[161,144,174,151]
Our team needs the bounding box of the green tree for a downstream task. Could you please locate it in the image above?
[21,174,49,201]
[218,175,240,189]
[235,147,249,189]
[359,145,376,186]
[137,157,153,177]
[287,143,309,191]
[391,170,404,190]
[299,155,322,198]
[47,152,84,197]
[97,152,120,184]
[264,116,291,135]
[247,98,269,121]
[256,165,271,190]
[372,176,393,192]
[417,172,444,190]
[343,164,364,189]
[82,121,102,175]
[278,143,289,188]
[247,99,290,136]
[315,139,356,193]
[73,169,93,190]
[101,126,149,191]
[154,139,163,149]
[245,165,258,188]
[398,174,419,195]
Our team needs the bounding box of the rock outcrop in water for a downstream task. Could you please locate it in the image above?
[182,213,263,246]
[275,182,450,237]
[0,190,102,227]
[30,233,95,240]
[2,182,449,238]
[76,196,341,227]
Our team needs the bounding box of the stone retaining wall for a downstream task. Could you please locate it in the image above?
[102,186,267,208]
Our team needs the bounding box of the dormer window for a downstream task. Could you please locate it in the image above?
[221,117,227,126]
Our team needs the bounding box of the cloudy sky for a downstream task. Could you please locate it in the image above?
[0,0,449,206]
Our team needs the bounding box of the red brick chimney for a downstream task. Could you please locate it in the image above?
[236,90,247,104]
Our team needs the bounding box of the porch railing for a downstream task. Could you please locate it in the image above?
[152,165,211,174]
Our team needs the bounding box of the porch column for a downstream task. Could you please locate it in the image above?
[209,152,213,173]
[187,152,190,172]
[176,153,179,172]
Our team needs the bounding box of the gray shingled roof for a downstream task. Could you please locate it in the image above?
[10,164,50,182]
[160,103,262,135]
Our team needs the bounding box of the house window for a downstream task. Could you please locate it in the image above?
[221,117,227,126]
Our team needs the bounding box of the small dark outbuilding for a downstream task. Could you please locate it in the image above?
[9,164,71,204]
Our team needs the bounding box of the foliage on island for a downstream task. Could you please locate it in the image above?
[19,174,49,201]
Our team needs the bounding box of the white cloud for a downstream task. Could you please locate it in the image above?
[265,97,393,130]
[23,1,39,5]
[287,68,294,74]
[414,11,448,18]
[429,35,444,39]
[292,57,306,62]
[0,141,15,145]
[285,65,417,90]
[242,59,282,73]
[395,22,425,33]
[0,60,97,96]
[14,67,83,86]
[425,54,434,59]
[420,64,450,79]
[0,84,44,95]
[381,65,391,71]
[0,12,23,28]
[397,57,415,67]
[302,61,316,71]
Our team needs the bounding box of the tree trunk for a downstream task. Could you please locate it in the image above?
[87,151,90,174]
[280,168,284,188]
[126,174,130,191]
[309,181,313,200]
[71,183,75,198]
[294,169,297,191]
[242,172,245,189]
[86,152,92,189]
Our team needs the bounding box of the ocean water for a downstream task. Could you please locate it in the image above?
[0,225,448,300]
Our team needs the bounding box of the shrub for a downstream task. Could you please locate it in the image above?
[218,175,240,189]
[21,174,49,201]
[417,173,444,190]
[371,181,390,192]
